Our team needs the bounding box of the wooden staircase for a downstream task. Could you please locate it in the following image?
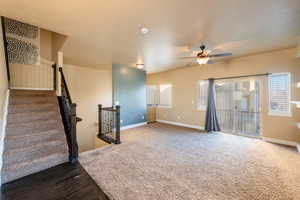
[2,90,69,184]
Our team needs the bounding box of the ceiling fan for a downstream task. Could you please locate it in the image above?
[181,45,232,65]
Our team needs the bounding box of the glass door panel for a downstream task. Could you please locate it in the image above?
[215,79,260,137]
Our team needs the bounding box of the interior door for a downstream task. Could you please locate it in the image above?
[215,79,261,137]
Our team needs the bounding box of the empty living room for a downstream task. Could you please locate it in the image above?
[0,0,300,199]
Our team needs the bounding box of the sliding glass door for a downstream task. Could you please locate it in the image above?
[215,79,261,137]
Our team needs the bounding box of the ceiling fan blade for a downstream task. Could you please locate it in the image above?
[180,56,198,59]
[207,60,214,64]
[209,53,232,58]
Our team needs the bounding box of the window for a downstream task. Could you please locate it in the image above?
[197,80,208,111]
[268,73,291,116]
[159,84,172,107]
[147,85,158,105]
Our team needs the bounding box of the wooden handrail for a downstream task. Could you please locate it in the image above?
[59,68,72,103]
[58,67,81,163]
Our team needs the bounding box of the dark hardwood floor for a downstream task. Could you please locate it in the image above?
[0,162,110,200]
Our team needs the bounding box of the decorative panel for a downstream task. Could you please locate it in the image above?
[4,17,40,65]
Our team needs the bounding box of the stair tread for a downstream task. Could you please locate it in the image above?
[5,136,64,152]
[6,118,62,128]
[5,128,63,140]
[7,110,58,119]
[5,132,65,150]
[4,140,68,166]
[6,120,64,137]
[7,112,60,124]
[3,152,68,171]
[4,139,66,155]
[8,104,58,114]
[2,152,68,184]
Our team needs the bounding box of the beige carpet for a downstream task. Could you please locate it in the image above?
[80,123,300,200]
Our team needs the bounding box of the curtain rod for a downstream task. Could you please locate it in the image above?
[208,73,271,81]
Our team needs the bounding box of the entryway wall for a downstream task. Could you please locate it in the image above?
[147,48,300,144]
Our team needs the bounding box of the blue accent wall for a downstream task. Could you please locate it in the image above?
[112,64,147,127]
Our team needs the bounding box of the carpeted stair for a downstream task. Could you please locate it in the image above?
[2,90,69,184]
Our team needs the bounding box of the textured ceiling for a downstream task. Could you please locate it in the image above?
[0,0,300,73]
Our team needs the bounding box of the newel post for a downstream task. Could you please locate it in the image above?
[57,51,63,96]
[70,103,79,163]
[98,104,102,137]
[115,105,121,144]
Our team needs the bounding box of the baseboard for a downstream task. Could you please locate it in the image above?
[0,89,10,185]
[157,119,204,130]
[10,87,53,90]
[121,122,147,131]
[262,137,298,147]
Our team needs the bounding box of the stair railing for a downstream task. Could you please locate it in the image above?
[98,104,121,144]
[52,63,57,91]
[58,67,82,163]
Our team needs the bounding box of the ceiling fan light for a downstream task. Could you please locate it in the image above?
[197,57,209,65]
[136,64,144,69]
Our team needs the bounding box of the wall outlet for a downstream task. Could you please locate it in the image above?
[142,116,145,119]
[120,119,123,124]
[192,100,195,104]
[177,116,181,120]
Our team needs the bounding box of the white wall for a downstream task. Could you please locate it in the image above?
[63,64,112,152]
[10,58,54,90]
[9,29,55,90]
[0,18,9,184]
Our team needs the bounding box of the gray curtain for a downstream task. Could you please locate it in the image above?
[205,79,221,132]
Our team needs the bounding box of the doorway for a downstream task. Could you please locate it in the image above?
[215,79,261,138]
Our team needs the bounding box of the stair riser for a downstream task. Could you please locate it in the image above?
[7,112,59,124]
[10,90,56,95]
[5,131,64,150]
[6,122,64,136]
[2,153,68,184]
[4,142,68,166]
[5,129,60,140]
[6,119,61,129]
[7,119,61,131]
[9,97,58,105]
[8,104,58,114]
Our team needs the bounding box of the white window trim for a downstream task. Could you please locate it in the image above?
[157,105,172,108]
[147,85,159,106]
[268,73,291,117]
[158,84,172,108]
